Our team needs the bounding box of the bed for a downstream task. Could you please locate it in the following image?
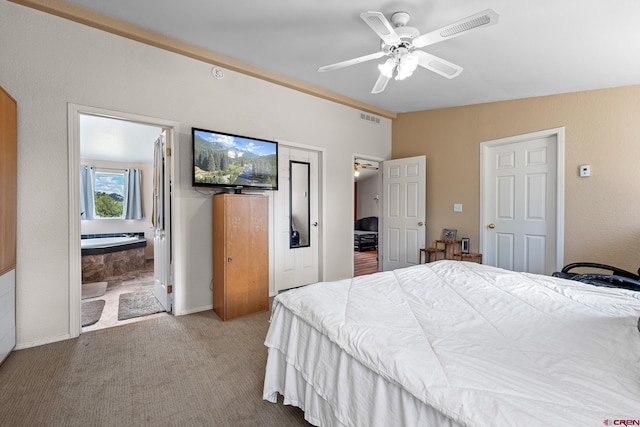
[263,261,640,426]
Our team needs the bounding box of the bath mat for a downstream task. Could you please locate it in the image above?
[81,281,107,299]
[82,299,105,327]
[118,291,165,321]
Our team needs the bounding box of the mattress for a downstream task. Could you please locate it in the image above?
[263,261,640,426]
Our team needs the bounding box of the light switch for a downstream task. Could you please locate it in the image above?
[579,165,591,177]
[454,203,463,212]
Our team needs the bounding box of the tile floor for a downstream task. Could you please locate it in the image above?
[81,260,169,333]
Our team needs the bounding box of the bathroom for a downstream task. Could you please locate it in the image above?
[79,113,166,331]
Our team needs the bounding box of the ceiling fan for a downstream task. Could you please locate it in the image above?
[354,160,379,177]
[318,9,499,94]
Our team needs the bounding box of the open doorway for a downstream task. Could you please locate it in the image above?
[353,157,381,276]
[69,107,175,334]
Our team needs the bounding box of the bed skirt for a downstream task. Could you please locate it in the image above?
[263,301,460,427]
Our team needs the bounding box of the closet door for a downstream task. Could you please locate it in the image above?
[212,194,268,321]
[0,86,17,364]
[225,195,269,319]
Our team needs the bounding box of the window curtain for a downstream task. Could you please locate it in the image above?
[152,136,165,231]
[123,168,143,220]
[80,165,95,220]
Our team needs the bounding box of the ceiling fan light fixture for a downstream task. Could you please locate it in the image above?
[317,8,499,94]
[378,58,397,78]
[395,51,419,80]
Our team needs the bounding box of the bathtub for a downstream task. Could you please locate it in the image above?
[81,236,146,255]
[81,236,141,250]
[81,235,147,282]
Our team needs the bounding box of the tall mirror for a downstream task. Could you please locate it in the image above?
[290,161,310,248]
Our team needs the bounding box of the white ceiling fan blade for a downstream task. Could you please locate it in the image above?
[415,50,463,79]
[371,74,390,94]
[318,51,385,72]
[413,9,499,49]
[360,11,401,45]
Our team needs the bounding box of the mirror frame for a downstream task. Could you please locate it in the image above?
[289,160,311,249]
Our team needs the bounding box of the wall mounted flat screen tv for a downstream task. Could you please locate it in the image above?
[192,127,278,190]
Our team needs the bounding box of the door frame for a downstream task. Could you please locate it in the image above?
[479,127,565,272]
[67,104,180,338]
[352,153,385,275]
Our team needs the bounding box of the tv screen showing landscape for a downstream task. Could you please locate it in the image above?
[192,128,278,190]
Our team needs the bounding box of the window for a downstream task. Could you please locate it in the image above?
[80,166,142,221]
[93,169,125,219]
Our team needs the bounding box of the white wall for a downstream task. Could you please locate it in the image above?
[0,2,391,348]
[356,174,381,220]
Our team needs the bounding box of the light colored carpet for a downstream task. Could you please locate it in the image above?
[81,281,107,299]
[117,290,165,321]
[81,299,105,326]
[0,310,309,426]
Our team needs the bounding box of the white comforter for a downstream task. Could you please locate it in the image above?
[265,261,640,426]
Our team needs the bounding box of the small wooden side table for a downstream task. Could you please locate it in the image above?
[453,253,483,264]
[419,247,444,263]
[436,240,461,260]
[420,240,461,263]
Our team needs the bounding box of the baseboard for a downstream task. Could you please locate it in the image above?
[15,332,74,350]
[177,304,213,316]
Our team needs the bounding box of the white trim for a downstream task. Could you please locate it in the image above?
[67,104,180,336]
[555,128,566,272]
[67,105,82,338]
[14,333,73,350]
[353,153,386,163]
[179,304,213,315]
[479,127,565,273]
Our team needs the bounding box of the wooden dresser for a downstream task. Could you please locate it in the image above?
[212,194,269,321]
[0,85,17,363]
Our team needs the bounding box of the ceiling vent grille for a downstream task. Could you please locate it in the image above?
[360,112,381,124]
[441,14,491,37]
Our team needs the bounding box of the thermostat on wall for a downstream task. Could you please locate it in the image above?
[579,165,591,177]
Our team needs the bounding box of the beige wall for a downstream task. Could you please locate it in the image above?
[393,85,640,273]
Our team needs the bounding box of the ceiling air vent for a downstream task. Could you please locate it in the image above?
[360,112,381,124]
[440,14,491,37]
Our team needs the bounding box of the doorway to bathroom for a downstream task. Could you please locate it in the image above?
[68,105,177,335]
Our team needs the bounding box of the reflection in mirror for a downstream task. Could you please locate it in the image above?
[290,161,310,248]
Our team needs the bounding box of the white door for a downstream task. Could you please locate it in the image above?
[274,146,320,291]
[152,134,171,311]
[481,129,564,275]
[382,155,426,271]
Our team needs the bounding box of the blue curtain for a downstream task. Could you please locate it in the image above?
[79,165,95,220]
[123,168,143,220]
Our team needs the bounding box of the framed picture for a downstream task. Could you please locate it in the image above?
[441,228,457,242]
[461,237,470,254]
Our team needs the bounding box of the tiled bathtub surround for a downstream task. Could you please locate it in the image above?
[82,247,146,283]
[81,233,147,283]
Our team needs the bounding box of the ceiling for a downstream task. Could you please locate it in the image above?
[354,159,379,182]
[58,0,640,114]
[80,114,163,163]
